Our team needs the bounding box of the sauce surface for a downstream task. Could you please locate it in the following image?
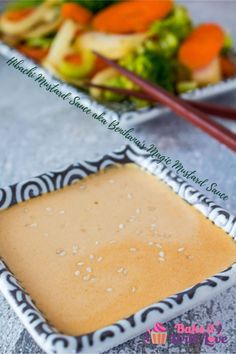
[0,164,235,335]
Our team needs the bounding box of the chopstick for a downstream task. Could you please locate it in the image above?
[86,82,236,121]
[93,52,236,152]
[188,100,236,121]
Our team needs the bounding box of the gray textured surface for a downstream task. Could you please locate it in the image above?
[0,1,236,353]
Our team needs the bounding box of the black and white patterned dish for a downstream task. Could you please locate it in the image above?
[0,145,235,354]
[1,41,236,125]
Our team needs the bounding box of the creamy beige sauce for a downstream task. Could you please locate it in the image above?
[0,164,235,335]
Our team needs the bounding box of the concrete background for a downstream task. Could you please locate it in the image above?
[0,1,236,353]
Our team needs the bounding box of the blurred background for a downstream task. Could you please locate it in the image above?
[0,1,236,353]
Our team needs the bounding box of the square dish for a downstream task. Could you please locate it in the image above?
[1,41,236,126]
[0,144,236,354]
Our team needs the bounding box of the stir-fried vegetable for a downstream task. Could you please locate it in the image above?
[5,8,34,21]
[61,2,92,24]
[71,0,117,13]
[18,44,49,61]
[76,32,147,60]
[145,31,179,58]
[92,0,173,33]
[0,3,52,35]
[91,50,175,102]
[145,6,192,58]
[58,51,95,78]
[26,36,53,48]
[0,0,235,107]
[43,19,77,66]
[222,33,234,54]
[120,50,175,92]
[178,23,225,70]
[149,6,192,41]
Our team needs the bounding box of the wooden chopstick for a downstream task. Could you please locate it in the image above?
[188,100,236,120]
[86,82,236,121]
[93,52,236,152]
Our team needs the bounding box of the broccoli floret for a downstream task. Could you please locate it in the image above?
[149,5,192,41]
[102,75,150,107]
[221,33,234,55]
[145,31,179,58]
[72,0,118,13]
[120,51,175,92]
[101,51,175,104]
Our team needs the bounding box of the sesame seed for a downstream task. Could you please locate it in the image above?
[89,254,95,260]
[72,244,79,254]
[131,287,137,293]
[127,193,133,199]
[44,233,49,237]
[59,210,65,215]
[148,241,154,245]
[106,288,113,292]
[46,207,52,212]
[123,268,128,275]
[110,240,116,244]
[83,274,91,281]
[97,256,103,262]
[86,267,92,273]
[95,241,99,245]
[156,243,162,249]
[29,223,37,228]
[186,255,193,260]
[74,270,80,277]
[119,224,125,230]
[77,262,84,266]
[129,248,137,252]
[79,185,86,190]
[159,251,165,258]
[56,250,66,256]
[109,179,114,184]
[117,267,124,273]
[178,248,185,252]
[159,258,165,262]
[136,208,141,214]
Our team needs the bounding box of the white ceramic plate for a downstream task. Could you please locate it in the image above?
[1,41,236,126]
[0,144,235,354]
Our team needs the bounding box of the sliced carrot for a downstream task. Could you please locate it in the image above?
[92,0,173,34]
[6,8,34,21]
[18,45,48,62]
[178,23,225,70]
[61,3,92,25]
[220,57,236,77]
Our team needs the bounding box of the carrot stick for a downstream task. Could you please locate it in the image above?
[178,23,225,70]
[92,0,173,34]
[6,8,34,22]
[18,45,49,62]
[61,3,92,25]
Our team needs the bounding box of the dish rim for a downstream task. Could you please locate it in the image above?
[0,144,236,354]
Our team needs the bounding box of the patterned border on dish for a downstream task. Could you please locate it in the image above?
[0,144,236,354]
[1,41,236,126]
